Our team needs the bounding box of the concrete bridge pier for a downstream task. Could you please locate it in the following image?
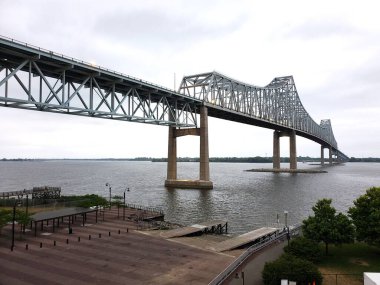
[320,146,334,165]
[329,147,333,165]
[273,131,281,169]
[165,106,213,189]
[273,130,297,170]
[321,145,325,165]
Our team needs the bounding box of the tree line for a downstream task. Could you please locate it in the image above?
[262,187,380,285]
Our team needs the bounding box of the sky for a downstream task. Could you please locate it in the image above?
[0,0,379,158]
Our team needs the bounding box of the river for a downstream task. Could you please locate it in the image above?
[0,161,379,234]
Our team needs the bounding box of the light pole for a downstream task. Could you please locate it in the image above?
[26,193,29,216]
[106,183,111,210]
[284,210,290,245]
[123,187,129,221]
[11,200,21,251]
[284,210,288,229]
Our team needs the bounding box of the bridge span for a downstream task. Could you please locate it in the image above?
[0,36,348,189]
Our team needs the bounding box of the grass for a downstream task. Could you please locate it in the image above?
[318,243,380,285]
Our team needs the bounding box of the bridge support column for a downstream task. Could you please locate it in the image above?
[289,130,297,170]
[329,147,333,165]
[165,106,213,189]
[273,131,281,169]
[200,106,210,181]
[167,125,177,180]
[321,146,325,166]
[272,131,297,170]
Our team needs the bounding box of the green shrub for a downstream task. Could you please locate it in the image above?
[349,187,380,247]
[284,237,323,263]
[262,254,323,285]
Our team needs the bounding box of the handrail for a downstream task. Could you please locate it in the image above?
[209,224,302,285]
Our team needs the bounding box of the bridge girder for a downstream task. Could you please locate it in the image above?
[0,36,199,128]
[179,71,348,161]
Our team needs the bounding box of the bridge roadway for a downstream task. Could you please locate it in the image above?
[0,35,349,189]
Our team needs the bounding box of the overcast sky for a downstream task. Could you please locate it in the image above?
[0,0,379,158]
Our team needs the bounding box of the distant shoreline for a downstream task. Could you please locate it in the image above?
[1,157,379,163]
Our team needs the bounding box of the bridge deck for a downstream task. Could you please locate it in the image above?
[211,227,278,252]
[161,220,227,238]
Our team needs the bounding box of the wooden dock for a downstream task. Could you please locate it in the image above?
[0,186,61,199]
[161,220,227,238]
[210,227,279,252]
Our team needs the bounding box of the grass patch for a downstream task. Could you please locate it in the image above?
[318,243,380,284]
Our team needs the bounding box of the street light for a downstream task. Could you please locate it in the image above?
[284,210,288,229]
[123,187,130,221]
[106,183,111,210]
[11,199,22,251]
[284,210,290,245]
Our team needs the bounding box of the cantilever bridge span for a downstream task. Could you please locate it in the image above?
[0,36,348,189]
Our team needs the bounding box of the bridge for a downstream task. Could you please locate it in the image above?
[0,35,348,189]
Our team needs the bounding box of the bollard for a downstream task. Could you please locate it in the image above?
[54,240,56,246]
[118,230,120,234]
[66,238,69,244]
[78,237,81,242]
[127,228,129,233]
[40,242,42,248]
[89,234,91,240]
[26,244,28,250]
[109,231,111,237]
[99,233,101,238]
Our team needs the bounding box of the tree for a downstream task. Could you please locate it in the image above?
[0,208,12,234]
[15,209,32,234]
[302,199,354,254]
[349,187,380,247]
[262,254,323,285]
[284,237,322,263]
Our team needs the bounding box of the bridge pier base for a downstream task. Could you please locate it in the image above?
[272,130,297,170]
[165,106,213,190]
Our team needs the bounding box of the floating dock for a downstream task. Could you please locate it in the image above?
[161,220,227,238]
[211,227,279,252]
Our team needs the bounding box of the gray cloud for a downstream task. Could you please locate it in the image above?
[286,18,358,40]
[93,8,247,50]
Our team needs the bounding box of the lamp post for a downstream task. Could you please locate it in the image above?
[123,187,129,221]
[11,200,21,251]
[284,210,288,229]
[26,194,29,216]
[106,183,111,210]
[284,210,290,245]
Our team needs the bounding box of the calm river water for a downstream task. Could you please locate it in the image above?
[0,161,379,234]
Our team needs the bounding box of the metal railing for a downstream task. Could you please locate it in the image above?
[209,224,302,285]
[122,203,164,216]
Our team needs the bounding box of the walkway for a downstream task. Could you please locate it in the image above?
[0,207,234,285]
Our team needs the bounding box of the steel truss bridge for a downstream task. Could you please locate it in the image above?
[0,36,348,187]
